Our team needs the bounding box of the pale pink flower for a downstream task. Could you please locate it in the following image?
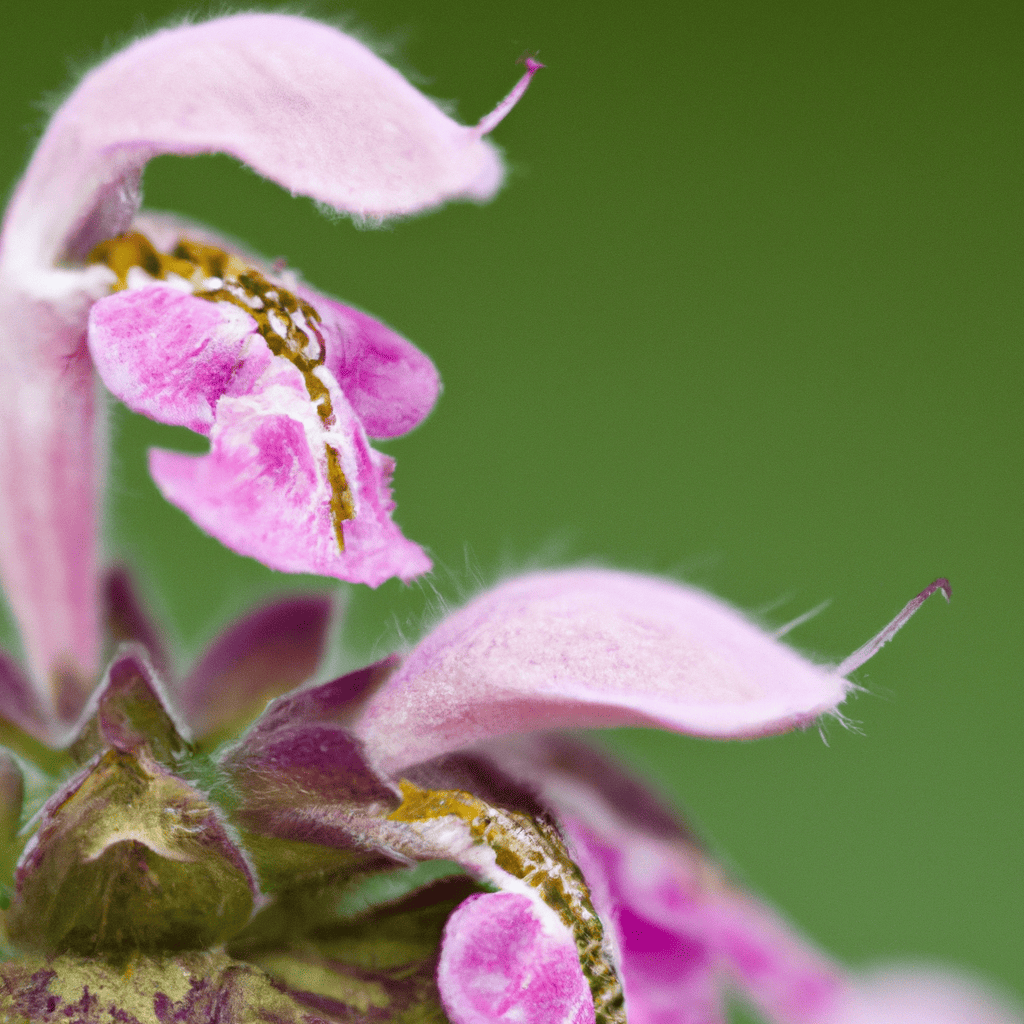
[211,568,1004,1024]
[0,12,540,700]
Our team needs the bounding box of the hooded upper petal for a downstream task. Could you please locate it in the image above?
[176,594,334,742]
[351,569,852,774]
[2,13,507,270]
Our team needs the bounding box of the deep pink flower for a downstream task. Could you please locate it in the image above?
[0,12,540,697]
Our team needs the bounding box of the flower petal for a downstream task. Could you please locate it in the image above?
[0,646,54,746]
[0,11,522,688]
[103,566,172,682]
[89,284,255,433]
[353,569,851,774]
[147,349,431,585]
[438,891,596,1024]
[486,736,730,1024]
[306,287,441,440]
[708,884,848,1024]
[89,271,442,444]
[219,660,404,858]
[825,968,1023,1024]
[492,736,846,1024]
[128,210,442,441]
[4,13,508,268]
[86,264,436,582]
[0,283,104,690]
[176,594,334,742]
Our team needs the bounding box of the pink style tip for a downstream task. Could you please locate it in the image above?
[474,57,544,137]
[837,578,952,676]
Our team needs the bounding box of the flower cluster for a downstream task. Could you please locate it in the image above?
[0,13,1017,1024]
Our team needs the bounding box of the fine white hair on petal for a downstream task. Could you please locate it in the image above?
[772,599,833,638]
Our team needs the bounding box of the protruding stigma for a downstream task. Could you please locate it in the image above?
[837,578,952,676]
[474,57,545,137]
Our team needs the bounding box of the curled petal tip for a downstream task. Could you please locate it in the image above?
[837,577,952,676]
[474,58,544,137]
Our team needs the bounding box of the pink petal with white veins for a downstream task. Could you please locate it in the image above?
[353,569,850,774]
[87,269,437,580]
[88,284,255,434]
[86,273,441,442]
[149,351,430,585]
[88,214,441,443]
[438,892,596,1024]
[308,289,441,439]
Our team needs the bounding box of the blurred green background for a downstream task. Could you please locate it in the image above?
[2,0,1020,1012]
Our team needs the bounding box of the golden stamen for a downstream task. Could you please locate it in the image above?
[89,233,354,551]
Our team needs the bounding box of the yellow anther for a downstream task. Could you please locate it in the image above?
[389,779,626,1024]
[88,231,355,550]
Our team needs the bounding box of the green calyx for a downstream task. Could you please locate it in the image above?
[5,748,255,954]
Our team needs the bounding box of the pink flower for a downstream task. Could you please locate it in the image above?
[206,567,999,1024]
[0,13,540,698]
[0,13,1015,1024]
[0,559,1013,1022]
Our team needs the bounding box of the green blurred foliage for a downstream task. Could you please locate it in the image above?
[1,0,1020,1008]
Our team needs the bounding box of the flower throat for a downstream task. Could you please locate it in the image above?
[88,231,355,551]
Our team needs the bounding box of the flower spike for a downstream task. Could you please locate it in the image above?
[837,578,952,676]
